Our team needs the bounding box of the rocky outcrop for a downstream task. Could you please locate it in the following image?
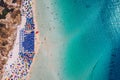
[0,0,21,79]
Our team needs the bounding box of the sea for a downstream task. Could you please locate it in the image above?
[30,0,120,80]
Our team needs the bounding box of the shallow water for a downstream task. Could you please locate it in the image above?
[55,0,111,80]
[30,0,120,80]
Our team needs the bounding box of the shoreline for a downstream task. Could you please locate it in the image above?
[26,0,40,79]
[28,0,63,80]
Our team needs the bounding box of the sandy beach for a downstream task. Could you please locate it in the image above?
[0,0,40,79]
[26,0,40,79]
[29,0,65,80]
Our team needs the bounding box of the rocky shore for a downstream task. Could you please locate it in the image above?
[0,0,21,79]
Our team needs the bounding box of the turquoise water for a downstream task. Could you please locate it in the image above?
[30,0,120,80]
[54,0,116,80]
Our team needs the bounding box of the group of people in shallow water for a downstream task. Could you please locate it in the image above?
[0,0,21,79]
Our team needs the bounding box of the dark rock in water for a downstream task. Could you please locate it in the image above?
[109,47,120,80]
[85,4,91,8]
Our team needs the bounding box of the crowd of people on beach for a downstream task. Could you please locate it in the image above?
[1,0,35,79]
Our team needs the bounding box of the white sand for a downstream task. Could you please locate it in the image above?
[2,0,40,79]
[29,0,64,80]
[2,0,64,79]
